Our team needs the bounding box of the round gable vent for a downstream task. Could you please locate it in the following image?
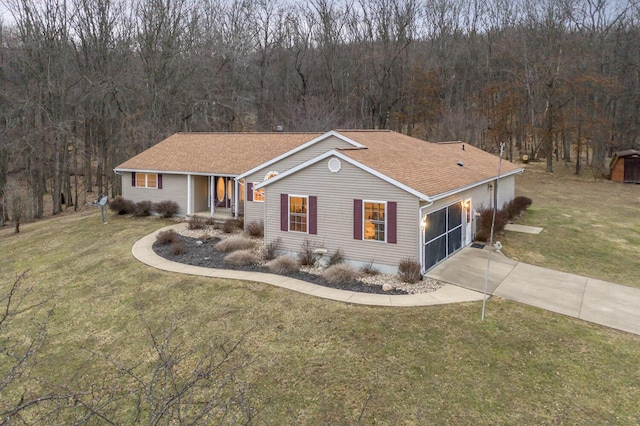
[328,158,341,173]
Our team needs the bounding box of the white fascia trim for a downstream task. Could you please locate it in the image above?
[235,130,366,180]
[114,168,236,178]
[429,168,524,202]
[255,150,433,203]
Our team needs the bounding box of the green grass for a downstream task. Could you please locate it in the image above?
[1,210,639,423]
[502,162,640,287]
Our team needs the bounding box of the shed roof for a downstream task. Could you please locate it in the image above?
[115,132,322,174]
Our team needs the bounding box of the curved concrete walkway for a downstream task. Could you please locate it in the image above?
[132,223,484,307]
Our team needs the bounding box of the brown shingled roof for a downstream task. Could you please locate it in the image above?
[115,132,322,174]
[336,130,522,198]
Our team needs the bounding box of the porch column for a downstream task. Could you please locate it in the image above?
[187,174,192,215]
[234,178,239,218]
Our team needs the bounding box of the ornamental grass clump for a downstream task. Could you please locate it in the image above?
[264,238,282,261]
[214,235,256,253]
[322,264,361,285]
[156,229,179,245]
[187,215,207,230]
[267,256,299,274]
[246,220,264,238]
[398,258,422,284]
[224,249,261,266]
[171,240,185,255]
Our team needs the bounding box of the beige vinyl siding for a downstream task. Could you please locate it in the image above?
[121,172,189,215]
[243,135,357,230]
[193,175,209,213]
[263,156,420,274]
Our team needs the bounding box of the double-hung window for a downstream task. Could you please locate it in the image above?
[364,201,386,241]
[133,172,160,189]
[289,196,308,233]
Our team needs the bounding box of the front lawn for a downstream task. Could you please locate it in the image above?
[1,210,639,423]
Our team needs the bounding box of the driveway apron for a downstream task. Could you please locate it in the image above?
[427,246,640,336]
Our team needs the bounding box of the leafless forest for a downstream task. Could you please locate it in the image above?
[0,0,638,220]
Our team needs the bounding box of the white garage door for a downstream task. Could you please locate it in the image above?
[423,203,463,271]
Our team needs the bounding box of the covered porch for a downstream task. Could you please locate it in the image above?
[186,174,243,217]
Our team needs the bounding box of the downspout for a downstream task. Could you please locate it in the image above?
[418,199,434,274]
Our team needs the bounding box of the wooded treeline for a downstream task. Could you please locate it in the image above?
[0,0,638,219]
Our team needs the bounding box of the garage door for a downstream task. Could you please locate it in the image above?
[423,203,463,271]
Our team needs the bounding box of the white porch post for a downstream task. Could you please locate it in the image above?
[187,174,192,215]
[234,178,239,218]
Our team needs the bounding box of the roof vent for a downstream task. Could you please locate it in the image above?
[457,161,464,167]
[276,125,284,132]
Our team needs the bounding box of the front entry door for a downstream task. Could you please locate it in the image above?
[463,199,472,244]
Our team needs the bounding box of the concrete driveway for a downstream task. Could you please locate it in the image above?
[426,246,640,336]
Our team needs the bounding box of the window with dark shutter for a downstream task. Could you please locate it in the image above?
[309,196,317,235]
[387,201,397,244]
[280,194,288,231]
[247,183,253,201]
[131,172,136,187]
[157,174,163,189]
[353,199,363,240]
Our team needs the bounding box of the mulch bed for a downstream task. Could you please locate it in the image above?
[153,236,408,295]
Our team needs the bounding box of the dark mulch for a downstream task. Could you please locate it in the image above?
[153,236,408,295]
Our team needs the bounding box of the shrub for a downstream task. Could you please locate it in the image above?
[109,196,136,215]
[475,206,508,242]
[224,249,261,266]
[134,200,154,217]
[329,248,344,266]
[171,240,185,255]
[154,200,179,218]
[222,219,240,233]
[398,258,422,284]
[187,215,207,230]
[322,264,361,285]
[360,261,379,276]
[246,220,264,238]
[214,235,256,252]
[298,239,317,266]
[156,229,179,245]
[512,196,532,213]
[267,256,299,274]
[264,238,282,260]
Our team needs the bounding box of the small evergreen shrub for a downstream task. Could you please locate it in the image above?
[224,249,261,266]
[246,220,264,238]
[171,240,185,255]
[322,264,361,285]
[329,248,344,266]
[134,200,153,217]
[214,235,256,252]
[398,258,422,284]
[187,215,207,230]
[156,229,179,244]
[298,239,317,266]
[109,196,136,215]
[264,238,282,260]
[154,200,179,218]
[267,256,299,274]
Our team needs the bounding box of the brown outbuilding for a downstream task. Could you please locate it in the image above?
[610,149,640,183]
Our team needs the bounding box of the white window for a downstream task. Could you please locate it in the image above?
[135,173,158,189]
[289,195,308,233]
[253,171,278,202]
[364,201,386,241]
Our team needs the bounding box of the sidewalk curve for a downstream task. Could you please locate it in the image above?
[131,224,484,307]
